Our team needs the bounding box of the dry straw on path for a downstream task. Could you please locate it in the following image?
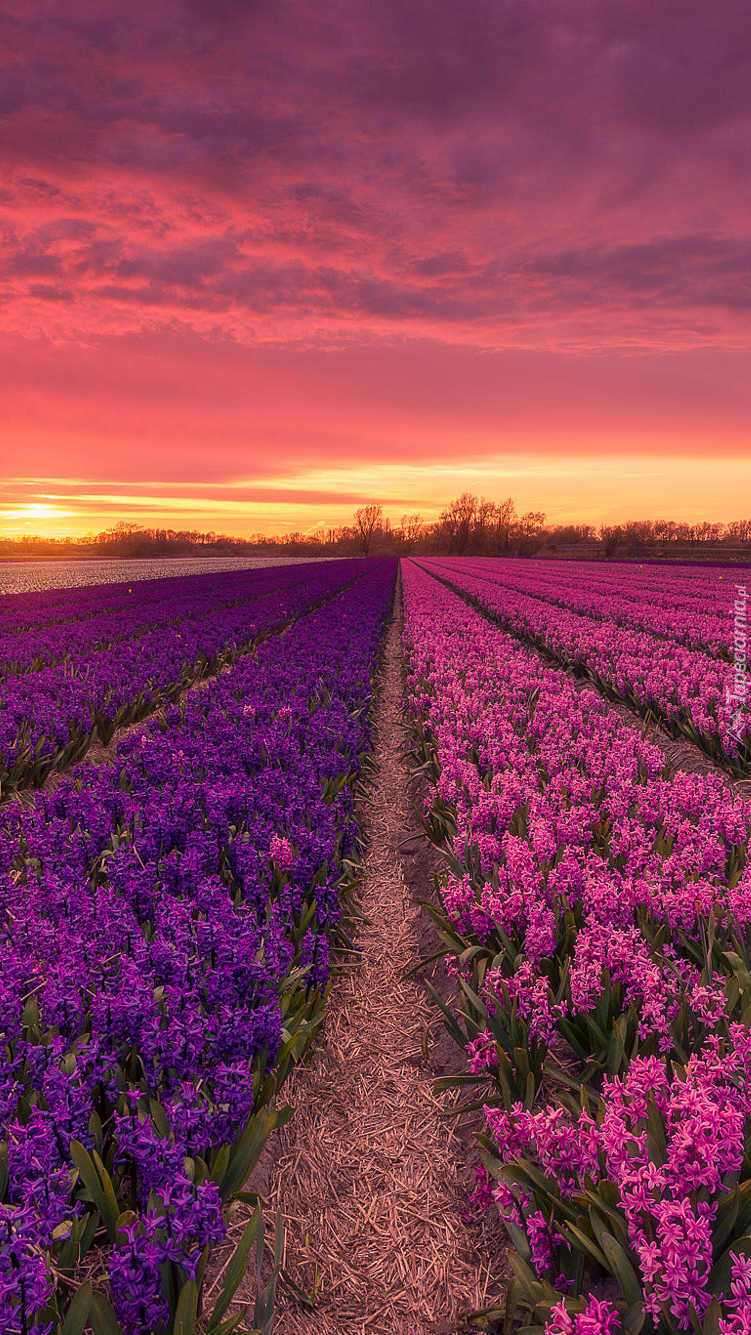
[254,582,498,1335]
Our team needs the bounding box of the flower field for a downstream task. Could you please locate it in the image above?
[0,560,368,795]
[3,552,751,1335]
[0,558,325,599]
[418,557,751,774]
[425,557,738,659]
[402,558,751,1335]
[0,558,396,1333]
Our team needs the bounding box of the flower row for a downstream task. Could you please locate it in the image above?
[431,556,734,659]
[0,562,326,678]
[0,563,312,632]
[0,559,364,794]
[0,558,395,1335]
[419,558,750,773]
[401,559,751,1335]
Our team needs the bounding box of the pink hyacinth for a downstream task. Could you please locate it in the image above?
[546,1295,622,1335]
[269,834,294,871]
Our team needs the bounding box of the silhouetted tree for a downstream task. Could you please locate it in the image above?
[4,503,751,563]
[437,492,478,553]
[354,504,384,554]
[488,497,517,552]
[399,513,424,550]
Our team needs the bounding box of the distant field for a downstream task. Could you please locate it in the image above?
[0,553,329,595]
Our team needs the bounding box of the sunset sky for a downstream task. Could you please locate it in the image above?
[2,0,750,538]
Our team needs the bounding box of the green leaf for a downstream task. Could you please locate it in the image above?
[607,1016,627,1074]
[712,1187,740,1258]
[272,1207,284,1267]
[69,1140,121,1241]
[433,1073,489,1091]
[505,1218,532,1262]
[577,1190,630,1250]
[723,952,751,993]
[599,1232,642,1305]
[622,1300,646,1335]
[208,1208,260,1331]
[221,1108,291,1201]
[564,1223,608,1271]
[61,1283,93,1335]
[173,1279,199,1335]
[149,1098,171,1138]
[418,900,468,951]
[253,1209,284,1335]
[710,1235,751,1295]
[210,1314,252,1335]
[511,1156,562,1200]
[525,1070,536,1106]
[88,1293,122,1335]
[459,944,491,969]
[423,979,468,1051]
[506,1249,542,1303]
[644,1096,667,1166]
[732,1180,751,1236]
[704,1298,721,1335]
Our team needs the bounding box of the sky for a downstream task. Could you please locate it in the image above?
[2,0,751,538]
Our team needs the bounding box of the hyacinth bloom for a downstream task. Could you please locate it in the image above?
[0,557,374,793]
[483,1039,751,1330]
[418,556,750,770]
[427,555,737,659]
[401,558,751,1333]
[0,559,395,1332]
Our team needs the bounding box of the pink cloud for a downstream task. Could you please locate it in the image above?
[1,0,750,348]
[1,0,750,530]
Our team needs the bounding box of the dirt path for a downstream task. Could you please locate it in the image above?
[253,578,500,1335]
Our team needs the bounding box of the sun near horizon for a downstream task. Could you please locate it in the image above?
[5,444,751,543]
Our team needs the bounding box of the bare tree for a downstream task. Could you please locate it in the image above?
[726,520,751,544]
[490,497,517,552]
[473,498,497,552]
[354,504,384,554]
[653,519,679,545]
[517,510,546,536]
[514,511,547,554]
[399,513,423,550]
[438,492,478,553]
[600,524,623,557]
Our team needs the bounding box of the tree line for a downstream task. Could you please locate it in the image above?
[2,501,751,562]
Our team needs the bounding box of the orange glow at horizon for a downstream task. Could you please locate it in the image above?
[3,452,751,542]
[3,333,751,543]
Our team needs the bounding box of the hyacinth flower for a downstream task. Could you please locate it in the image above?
[478,1032,751,1335]
[401,559,751,1334]
[0,557,370,794]
[0,561,396,1331]
[426,555,735,661]
[418,557,751,776]
[403,563,751,1086]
